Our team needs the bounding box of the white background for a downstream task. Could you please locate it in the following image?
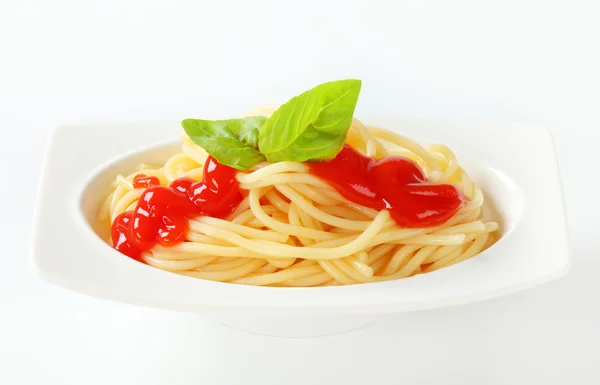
[1,0,599,384]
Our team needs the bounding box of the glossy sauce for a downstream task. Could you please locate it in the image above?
[111,156,242,261]
[308,144,465,227]
[132,174,160,189]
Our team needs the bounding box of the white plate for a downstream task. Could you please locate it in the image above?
[30,117,570,337]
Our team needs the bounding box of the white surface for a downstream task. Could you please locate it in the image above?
[1,0,599,383]
[32,118,568,337]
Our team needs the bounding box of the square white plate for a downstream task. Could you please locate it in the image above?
[30,117,570,335]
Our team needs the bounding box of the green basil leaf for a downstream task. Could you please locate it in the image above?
[182,116,266,170]
[258,79,362,162]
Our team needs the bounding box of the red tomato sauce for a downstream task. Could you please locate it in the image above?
[308,144,465,228]
[132,174,160,189]
[111,156,243,261]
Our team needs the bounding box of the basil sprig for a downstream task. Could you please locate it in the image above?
[182,117,266,170]
[182,79,362,170]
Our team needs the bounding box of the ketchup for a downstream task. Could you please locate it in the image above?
[111,156,243,261]
[132,174,160,189]
[308,144,465,227]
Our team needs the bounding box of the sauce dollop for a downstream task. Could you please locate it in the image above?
[308,144,465,227]
[111,156,242,261]
[132,174,160,189]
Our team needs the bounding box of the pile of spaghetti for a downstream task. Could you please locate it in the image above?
[98,103,499,286]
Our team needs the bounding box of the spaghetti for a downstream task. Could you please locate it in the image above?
[98,106,499,286]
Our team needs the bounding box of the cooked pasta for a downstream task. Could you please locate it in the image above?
[98,105,499,286]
